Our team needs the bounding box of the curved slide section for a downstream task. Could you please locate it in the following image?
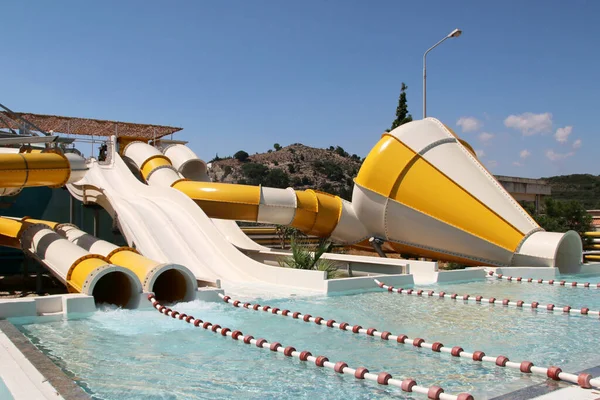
[0,149,87,196]
[68,137,328,292]
[54,224,197,302]
[353,118,582,272]
[162,145,268,252]
[0,216,141,308]
[125,142,369,244]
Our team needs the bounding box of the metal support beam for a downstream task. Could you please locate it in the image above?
[369,237,387,258]
[93,208,99,237]
[69,195,75,224]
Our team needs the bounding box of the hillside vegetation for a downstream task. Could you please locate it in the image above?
[208,143,599,213]
[543,174,600,209]
[208,144,362,200]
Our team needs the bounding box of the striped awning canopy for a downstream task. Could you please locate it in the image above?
[0,112,182,140]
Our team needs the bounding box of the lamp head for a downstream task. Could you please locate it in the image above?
[448,29,462,38]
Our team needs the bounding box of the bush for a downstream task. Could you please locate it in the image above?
[223,165,233,178]
[334,146,349,158]
[273,160,279,166]
[234,150,249,162]
[241,163,268,185]
[301,176,312,185]
[288,164,296,173]
[313,160,345,181]
[291,176,302,187]
[263,168,289,188]
[278,237,341,279]
[274,143,282,151]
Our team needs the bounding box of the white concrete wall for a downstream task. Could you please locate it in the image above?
[325,274,414,293]
[493,266,558,279]
[435,267,487,283]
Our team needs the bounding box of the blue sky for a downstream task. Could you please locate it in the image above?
[3,1,599,178]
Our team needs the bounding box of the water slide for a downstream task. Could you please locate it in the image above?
[0,149,196,305]
[0,149,141,307]
[67,137,328,292]
[127,118,582,273]
[0,215,141,307]
[54,224,197,302]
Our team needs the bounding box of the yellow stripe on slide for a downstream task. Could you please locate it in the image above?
[357,135,524,251]
[356,135,414,197]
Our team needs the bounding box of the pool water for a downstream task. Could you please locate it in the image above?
[13,274,600,400]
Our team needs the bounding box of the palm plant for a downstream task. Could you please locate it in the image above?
[278,236,341,279]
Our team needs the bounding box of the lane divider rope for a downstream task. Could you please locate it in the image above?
[217,293,598,390]
[374,279,599,318]
[147,294,472,400]
[486,270,599,289]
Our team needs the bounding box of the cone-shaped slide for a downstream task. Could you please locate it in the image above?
[352,118,582,272]
[0,217,142,308]
[125,117,581,273]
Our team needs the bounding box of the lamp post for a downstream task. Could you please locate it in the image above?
[423,28,462,118]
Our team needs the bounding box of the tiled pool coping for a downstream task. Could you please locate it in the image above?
[0,319,90,400]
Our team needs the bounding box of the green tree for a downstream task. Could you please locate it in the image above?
[234,150,249,162]
[535,198,592,235]
[390,82,413,131]
[274,143,282,151]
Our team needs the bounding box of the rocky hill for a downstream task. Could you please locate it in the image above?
[207,144,362,200]
[208,143,600,209]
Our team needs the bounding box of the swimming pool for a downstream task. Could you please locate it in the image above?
[13,274,600,399]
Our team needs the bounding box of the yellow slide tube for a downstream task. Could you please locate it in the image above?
[171,180,342,237]
[0,216,142,307]
[54,223,197,302]
[128,142,344,238]
[0,152,72,188]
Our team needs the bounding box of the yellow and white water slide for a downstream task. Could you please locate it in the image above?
[0,149,197,305]
[68,138,330,291]
[125,118,581,273]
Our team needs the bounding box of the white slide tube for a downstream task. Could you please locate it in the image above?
[18,222,142,308]
[55,224,198,302]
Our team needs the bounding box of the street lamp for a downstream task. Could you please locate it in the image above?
[423,28,462,118]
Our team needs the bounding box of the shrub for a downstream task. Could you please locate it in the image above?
[334,146,349,158]
[223,165,233,178]
[274,143,282,151]
[278,237,341,279]
[301,176,312,185]
[313,160,345,181]
[288,164,296,173]
[241,163,268,185]
[263,168,289,188]
[234,150,249,162]
[273,160,279,166]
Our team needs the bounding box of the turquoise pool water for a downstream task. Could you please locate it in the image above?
[13,274,600,400]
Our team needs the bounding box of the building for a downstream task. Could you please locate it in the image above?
[495,175,551,212]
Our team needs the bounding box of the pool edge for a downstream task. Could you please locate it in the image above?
[0,319,90,400]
